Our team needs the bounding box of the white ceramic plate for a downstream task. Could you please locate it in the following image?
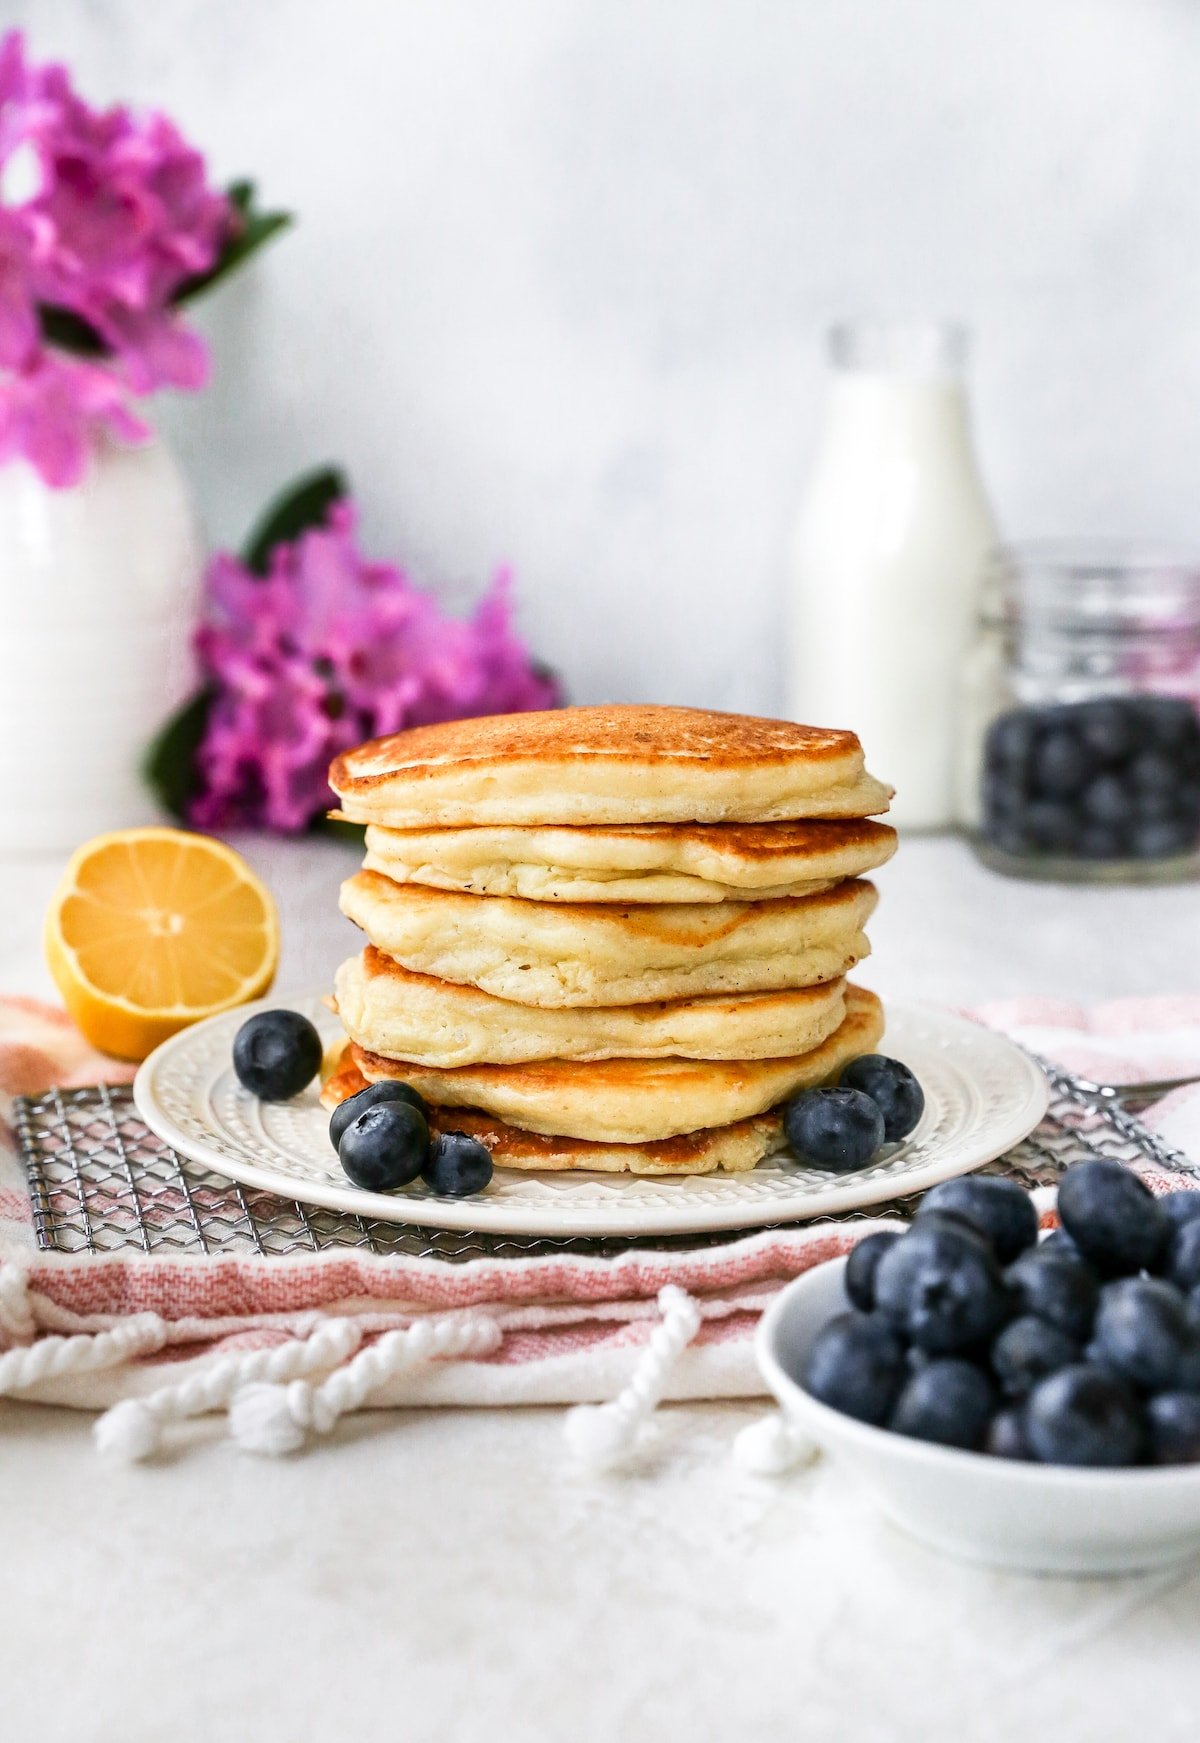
[132,996,1048,1239]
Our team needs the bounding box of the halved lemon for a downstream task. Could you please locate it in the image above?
[45,827,279,1061]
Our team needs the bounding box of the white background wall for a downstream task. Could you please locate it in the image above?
[12,0,1200,712]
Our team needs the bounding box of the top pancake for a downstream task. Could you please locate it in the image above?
[329,705,893,827]
[361,816,897,904]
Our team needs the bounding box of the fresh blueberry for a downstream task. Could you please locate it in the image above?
[338,1101,430,1192]
[844,1230,901,1312]
[422,1131,494,1197]
[1025,1365,1144,1467]
[1189,1284,1200,1336]
[1077,825,1125,860]
[873,1222,1010,1354]
[917,1176,1039,1264]
[984,710,1037,773]
[232,1010,323,1102]
[1160,1191,1200,1232]
[839,1054,925,1142]
[1128,749,1176,796]
[1032,731,1088,797]
[1089,1278,1200,1392]
[1130,696,1198,752]
[985,1406,1034,1460]
[784,1087,885,1174]
[1164,1220,1200,1293]
[329,1079,430,1152]
[890,1359,994,1450]
[1146,1392,1200,1464]
[991,1314,1080,1398]
[1040,1225,1081,1257]
[1005,1246,1099,1341]
[801,1311,908,1426]
[1056,1159,1168,1276]
[1077,700,1134,764]
[1024,800,1077,852]
[1130,819,1195,860]
[1081,772,1131,827]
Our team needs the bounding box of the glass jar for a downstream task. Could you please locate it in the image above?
[960,543,1200,881]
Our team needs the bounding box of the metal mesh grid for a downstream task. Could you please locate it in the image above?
[12,1061,1197,1263]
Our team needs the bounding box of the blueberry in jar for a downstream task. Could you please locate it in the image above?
[338,1100,430,1192]
[422,1131,494,1197]
[329,1079,430,1152]
[1056,1159,1168,1276]
[1024,1365,1144,1467]
[838,1054,925,1142]
[873,1220,1010,1354]
[232,1010,323,1102]
[917,1176,1039,1264]
[1032,730,1088,797]
[889,1359,995,1450]
[844,1230,901,1312]
[783,1087,885,1173]
[801,1311,907,1426]
[1077,699,1134,764]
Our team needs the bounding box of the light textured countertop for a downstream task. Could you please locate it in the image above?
[2,835,1199,1743]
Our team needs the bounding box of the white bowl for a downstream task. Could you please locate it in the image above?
[757,1257,1200,1575]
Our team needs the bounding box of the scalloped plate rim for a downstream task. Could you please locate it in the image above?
[132,995,1049,1238]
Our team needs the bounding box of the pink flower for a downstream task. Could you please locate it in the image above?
[0,30,236,485]
[190,498,560,832]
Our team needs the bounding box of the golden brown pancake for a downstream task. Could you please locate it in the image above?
[349,985,884,1143]
[339,869,877,1007]
[335,945,849,1065]
[320,1061,784,1176]
[329,704,893,827]
[359,816,897,904]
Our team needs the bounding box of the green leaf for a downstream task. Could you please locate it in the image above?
[37,304,109,357]
[142,688,216,821]
[173,178,294,307]
[242,466,349,574]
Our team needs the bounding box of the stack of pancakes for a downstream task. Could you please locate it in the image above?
[324,705,895,1176]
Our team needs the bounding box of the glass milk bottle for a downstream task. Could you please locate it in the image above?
[788,322,998,829]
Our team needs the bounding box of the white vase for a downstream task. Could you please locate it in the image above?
[0,431,203,853]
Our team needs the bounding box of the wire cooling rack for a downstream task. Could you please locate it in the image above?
[12,1063,1197,1263]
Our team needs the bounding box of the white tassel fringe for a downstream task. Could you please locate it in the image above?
[732,1411,818,1476]
[564,1284,701,1471]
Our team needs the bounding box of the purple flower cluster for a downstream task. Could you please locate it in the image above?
[191,499,560,833]
[0,31,231,485]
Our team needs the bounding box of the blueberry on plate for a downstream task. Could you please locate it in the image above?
[338,1101,430,1192]
[1024,1365,1144,1467]
[783,1087,884,1174]
[917,1176,1039,1264]
[801,1311,907,1426]
[1164,1219,1200,1293]
[232,1010,323,1102]
[1089,1278,1199,1393]
[1005,1246,1098,1341]
[1146,1391,1200,1464]
[991,1314,1079,1398]
[890,1358,994,1450]
[873,1221,1010,1354]
[844,1230,901,1312]
[1056,1159,1168,1276]
[985,1406,1034,1461]
[329,1079,430,1152]
[423,1131,494,1198]
[839,1054,925,1142]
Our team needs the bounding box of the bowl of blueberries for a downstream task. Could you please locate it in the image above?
[758,1160,1200,1573]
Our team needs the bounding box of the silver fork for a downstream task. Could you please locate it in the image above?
[1072,1072,1200,1113]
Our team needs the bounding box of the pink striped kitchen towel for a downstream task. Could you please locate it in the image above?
[0,995,1197,1457]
